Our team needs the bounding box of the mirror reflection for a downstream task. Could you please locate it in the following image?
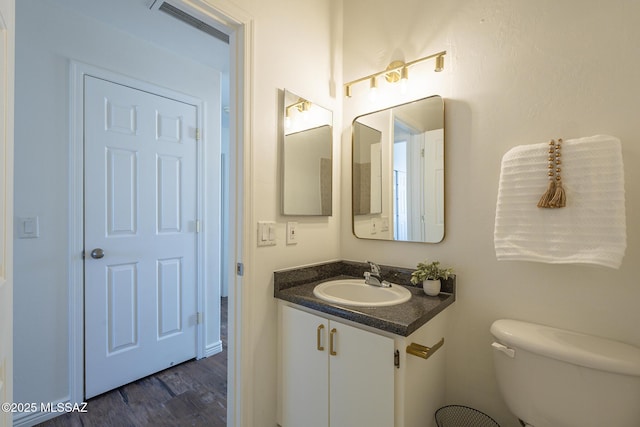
[352,95,444,242]
[282,89,333,216]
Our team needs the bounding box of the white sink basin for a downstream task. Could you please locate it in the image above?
[313,279,412,307]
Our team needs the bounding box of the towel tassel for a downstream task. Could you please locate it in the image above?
[537,180,556,208]
[538,139,557,208]
[538,138,566,208]
[549,138,566,208]
[550,179,566,208]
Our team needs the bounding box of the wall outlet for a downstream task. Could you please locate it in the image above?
[286,222,298,245]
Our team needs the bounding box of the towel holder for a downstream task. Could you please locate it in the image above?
[406,338,444,360]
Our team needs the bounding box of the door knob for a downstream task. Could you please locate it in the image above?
[90,248,105,259]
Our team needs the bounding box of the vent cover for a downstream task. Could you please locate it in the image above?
[159,2,229,44]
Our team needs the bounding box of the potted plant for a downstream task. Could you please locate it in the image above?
[410,260,453,296]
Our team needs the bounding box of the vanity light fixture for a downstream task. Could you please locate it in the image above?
[286,98,312,117]
[285,98,311,128]
[344,50,446,98]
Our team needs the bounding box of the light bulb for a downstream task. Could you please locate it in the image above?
[368,76,378,102]
[400,67,409,94]
[301,101,310,122]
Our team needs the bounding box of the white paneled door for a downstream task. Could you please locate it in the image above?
[84,76,198,398]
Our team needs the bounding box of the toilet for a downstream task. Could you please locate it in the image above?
[490,319,640,427]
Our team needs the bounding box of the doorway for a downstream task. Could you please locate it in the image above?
[66,7,226,406]
[13,0,249,425]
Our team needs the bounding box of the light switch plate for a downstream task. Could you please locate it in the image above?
[17,216,39,239]
[381,216,389,232]
[257,221,276,247]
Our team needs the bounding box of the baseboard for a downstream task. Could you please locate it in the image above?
[205,339,223,358]
[13,396,73,427]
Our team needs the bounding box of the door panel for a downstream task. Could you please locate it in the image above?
[107,148,138,235]
[157,257,183,337]
[84,76,198,398]
[157,155,182,232]
[107,263,138,353]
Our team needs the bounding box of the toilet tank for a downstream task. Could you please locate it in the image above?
[490,319,640,427]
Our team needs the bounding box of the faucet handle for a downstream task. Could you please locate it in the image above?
[363,271,382,286]
[365,260,381,275]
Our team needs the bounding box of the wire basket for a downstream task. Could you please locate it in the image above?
[435,405,500,427]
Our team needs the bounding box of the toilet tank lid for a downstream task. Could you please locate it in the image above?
[491,319,640,377]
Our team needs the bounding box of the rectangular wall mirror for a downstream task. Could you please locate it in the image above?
[352,95,444,242]
[282,89,333,216]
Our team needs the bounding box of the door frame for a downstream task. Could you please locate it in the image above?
[70,62,207,392]
[67,2,253,426]
[171,2,254,426]
[0,2,14,427]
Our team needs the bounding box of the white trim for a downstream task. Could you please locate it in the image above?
[196,93,207,361]
[69,62,208,401]
[68,60,84,405]
[13,396,71,427]
[0,3,14,427]
[205,339,224,358]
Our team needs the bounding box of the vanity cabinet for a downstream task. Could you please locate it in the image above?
[278,302,449,427]
[279,304,395,427]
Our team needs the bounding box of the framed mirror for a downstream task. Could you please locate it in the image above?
[352,95,444,242]
[282,89,333,216]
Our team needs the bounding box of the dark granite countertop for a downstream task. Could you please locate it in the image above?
[274,260,456,337]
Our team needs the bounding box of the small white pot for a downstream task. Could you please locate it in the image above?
[422,279,441,296]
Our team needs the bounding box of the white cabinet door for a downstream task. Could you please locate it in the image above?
[280,305,395,427]
[281,305,329,427]
[329,319,395,427]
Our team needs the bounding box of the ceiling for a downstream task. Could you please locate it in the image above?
[52,0,230,109]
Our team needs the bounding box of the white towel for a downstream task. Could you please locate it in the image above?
[494,135,626,269]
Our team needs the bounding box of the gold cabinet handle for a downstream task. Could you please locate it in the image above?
[406,338,444,360]
[317,324,325,351]
[329,328,337,356]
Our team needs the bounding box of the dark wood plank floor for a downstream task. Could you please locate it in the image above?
[37,298,228,427]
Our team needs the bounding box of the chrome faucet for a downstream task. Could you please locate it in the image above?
[364,261,392,287]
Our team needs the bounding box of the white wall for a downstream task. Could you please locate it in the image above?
[14,0,223,415]
[341,1,640,426]
[226,0,343,424]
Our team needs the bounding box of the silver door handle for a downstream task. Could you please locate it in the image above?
[90,248,105,259]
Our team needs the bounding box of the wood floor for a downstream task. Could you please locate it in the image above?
[37,298,228,427]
